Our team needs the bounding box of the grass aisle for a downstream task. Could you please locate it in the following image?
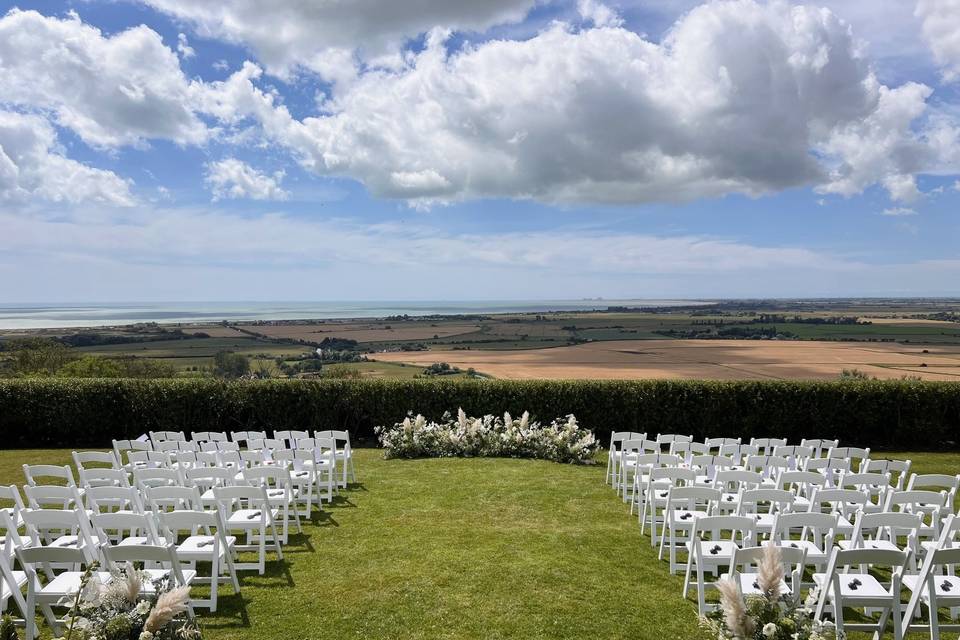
[3,449,957,639]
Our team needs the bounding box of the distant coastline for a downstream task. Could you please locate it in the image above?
[0,300,711,330]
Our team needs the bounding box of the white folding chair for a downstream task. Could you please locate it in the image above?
[828,446,871,473]
[866,458,912,491]
[836,511,922,572]
[242,466,302,543]
[735,488,795,538]
[659,486,720,574]
[113,438,153,470]
[770,510,838,575]
[682,514,757,615]
[184,467,236,509]
[213,486,283,575]
[723,543,806,600]
[20,508,99,564]
[145,485,205,514]
[808,488,869,538]
[908,474,960,516]
[23,485,86,513]
[102,543,196,613]
[157,509,240,612]
[315,430,356,487]
[606,431,644,487]
[775,470,827,512]
[150,430,186,447]
[704,437,740,454]
[655,434,693,455]
[743,455,789,487]
[16,545,111,640]
[640,467,696,542]
[133,467,181,491]
[711,470,763,514]
[772,444,813,471]
[902,523,960,640]
[0,511,29,624]
[813,547,911,640]
[840,471,892,514]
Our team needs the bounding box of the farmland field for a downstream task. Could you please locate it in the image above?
[3,299,960,380]
[374,339,960,380]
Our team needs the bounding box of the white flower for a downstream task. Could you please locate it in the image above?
[139,632,155,640]
[135,600,151,615]
[762,622,778,638]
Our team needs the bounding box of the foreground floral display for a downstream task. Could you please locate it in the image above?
[54,562,200,640]
[376,409,598,463]
[699,545,839,640]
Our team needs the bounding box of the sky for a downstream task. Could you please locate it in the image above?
[0,0,959,302]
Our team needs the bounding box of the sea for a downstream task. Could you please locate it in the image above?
[0,300,712,330]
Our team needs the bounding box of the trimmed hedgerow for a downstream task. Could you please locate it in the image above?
[0,378,958,450]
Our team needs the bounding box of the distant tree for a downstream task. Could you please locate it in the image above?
[839,368,874,380]
[3,338,76,375]
[57,356,178,378]
[323,365,362,379]
[213,351,250,378]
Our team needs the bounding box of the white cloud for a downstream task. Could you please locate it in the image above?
[205,158,289,201]
[0,9,208,148]
[577,0,623,28]
[916,0,960,82]
[0,110,134,206]
[881,207,919,216]
[206,1,954,207]
[135,0,537,80]
[176,32,195,59]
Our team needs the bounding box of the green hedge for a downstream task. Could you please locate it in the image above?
[0,378,958,450]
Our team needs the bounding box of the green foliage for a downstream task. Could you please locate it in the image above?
[421,362,461,376]
[0,378,958,450]
[323,365,362,379]
[1,337,76,375]
[212,351,250,379]
[0,614,18,640]
[839,368,874,380]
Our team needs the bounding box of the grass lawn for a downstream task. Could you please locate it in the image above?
[1,449,958,639]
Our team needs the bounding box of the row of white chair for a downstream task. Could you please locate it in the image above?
[604,435,960,639]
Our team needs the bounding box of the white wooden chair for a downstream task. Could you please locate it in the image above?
[22,464,78,489]
[606,431,644,487]
[908,474,960,516]
[0,511,28,624]
[711,470,763,514]
[682,514,757,615]
[16,545,111,640]
[775,470,827,512]
[133,467,181,491]
[629,453,680,514]
[242,466,302,542]
[20,508,100,567]
[839,471,892,514]
[112,438,153,470]
[770,511,838,575]
[0,485,26,528]
[640,467,696,541]
[157,509,240,612]
[102,543,196,611]
[836,511,922,572]
[735,488,795,538]
[213,485,283,575]
[808,488,869,538]
[79,467,130,489]
[659,486,720,574]
[145,485,205,514]
[865,458,912,491]
[23,485,86,512]
[655,433,693,455]
[813,547,911,640]
[743,455,789,487]
[316,430,357,488]
[71,450,120,473]
[704,437,740,455]
[85,485,144,514]
[690,454,737,488]
[185,467,236,509]
[723,544,807,600]
[902,536,960,639]
[772,444,814,470]
[828,446,871,473]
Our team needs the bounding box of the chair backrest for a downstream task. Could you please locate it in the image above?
[728,544,806,582]
[744,455,790,479]
[92,510,159,545]
[864,458,912,490]
[213,485,272,518]
[848,511,922,549]
[150,430,186,445]
[718,443,759,464]
[885,489,950,518]
[906,474,960,513]
[771,511,838,548]
[655,434,692,454]
[799,438,839,458]
[145,485,204,513]
[16,544,91,578]
[776,470,826,495]
[102,543,191,587]
[647,466,696,490]
[23,485,84,510]
[133,467,181,489]
[691,515,757,545]
[22,464,76,487]
[808,488,869,519]
[736,489,795,515]
[72,450,119,471]
[113,439,153,464]
[217,441,240,452]
[85,485,143,513]
[713,470,763,493]
[192,431,228,443]
[185,467,235,491]
[828,446,870,472]
[79,467,130,489]
[21,508,97,557]
[704,437,740,449]
[666,486,721,512]
[749,438,788,455]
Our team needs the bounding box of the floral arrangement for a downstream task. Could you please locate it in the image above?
[54,562,200,640]
[699,545,839,640]
[375,409,598,464]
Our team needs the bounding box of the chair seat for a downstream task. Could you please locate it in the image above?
[668,509,709,527]
[226,509,280,527]
[836,540,901,552]
[813,572,891,599]
[117,536,160,547]
[722,572,790,597]
[747,514,777,532]
[902,574,960,600]
[687,540,739,561]
[780,540,828,562]
[177,535,237,559]
[0,571,26,599]
[40,572,113,599]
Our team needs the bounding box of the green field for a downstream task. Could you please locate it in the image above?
[2,448,958,639]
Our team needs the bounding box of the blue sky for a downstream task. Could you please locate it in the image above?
[1,0,958,301]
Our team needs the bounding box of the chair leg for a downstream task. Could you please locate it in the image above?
[682,546,695,599]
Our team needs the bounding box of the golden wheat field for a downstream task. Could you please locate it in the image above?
[374,339,960,380]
